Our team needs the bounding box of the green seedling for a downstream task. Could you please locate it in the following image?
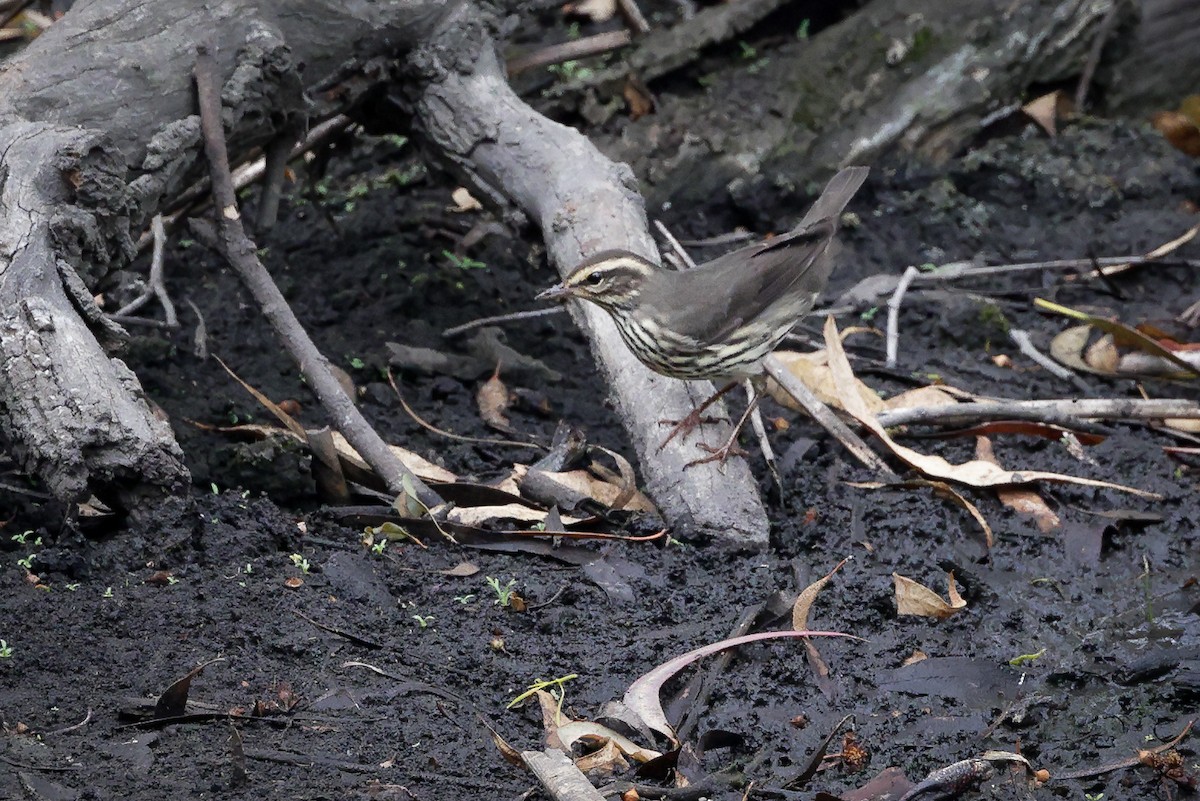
[0,640,12,658]
[454,594,476,605]
[102,587,114,599]
[17,555,35,571]
[486,577,518,607]
[507,674,578,723]
[1008,648,1045,667]
[412,614,434,628]
[349,356,366,370]
[442,250,487,271]
[289,554,311,574]
[371,539,387,556]
[11,531,40,546]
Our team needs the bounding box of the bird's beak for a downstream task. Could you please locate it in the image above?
[536,283,572,302]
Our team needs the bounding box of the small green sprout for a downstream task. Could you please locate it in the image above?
[11,531,39,546]
[1008,648,1046,667]
[796,19,810,39]
[738,41,757,59]
[65,583,80,592]
[211,483,220,495]
[486,577,518,607]
[860,305,879,322]
[289,554,311,574]
[17,555,35,571]
[0,640,12,658]
[412,614,434,628]
[442,250,487,270]
[166,576,180,586]
[370,539,387,556]
[349,356,366,370]
[454,594,476,605]
[507,674,578,723]
[102,587,114,599]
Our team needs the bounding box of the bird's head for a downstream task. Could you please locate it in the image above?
[536,251,656,312]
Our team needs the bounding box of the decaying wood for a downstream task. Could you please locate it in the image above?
[590,0,1134,207]
[0,0,454,512]
[400,3,771,547]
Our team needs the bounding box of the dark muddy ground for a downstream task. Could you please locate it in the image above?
[3,79,1200,801]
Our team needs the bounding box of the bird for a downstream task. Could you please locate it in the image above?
[536,166,868,466]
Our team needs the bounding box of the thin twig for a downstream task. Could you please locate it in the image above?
[1074,1,1121,111]
[653,219,697,269]
[616,0,651,34]
[192,45,441,509]
[764,356,895,477]
[115,214,176,325]
[885,265,919,367]
[876,398,1200,429]
[185,298,208,359]
[255,133,296,231]
[442,307,564,338]
[45,708,93,736]
[387,369,544,451]
[506,30,632,76]
[135,114,354,253]
[1008,328,1081,382]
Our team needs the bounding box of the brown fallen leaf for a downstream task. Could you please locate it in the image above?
[975,438,1060,532]
[1021,89,1074,137]
[893,572,966,620]
[449,187,483,212]
[1153,109,1200,157]
[824,316,1160,499]
[767,348,884,414]
[564,0,617,22]
[623,74,655,120]
[477,366,515,433]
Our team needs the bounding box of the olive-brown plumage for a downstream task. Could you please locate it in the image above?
[537,166,868,384]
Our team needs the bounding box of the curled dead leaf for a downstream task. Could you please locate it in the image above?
[477,368,515,433]
[893,572,966,619]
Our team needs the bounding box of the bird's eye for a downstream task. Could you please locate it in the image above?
[585,273,604,286]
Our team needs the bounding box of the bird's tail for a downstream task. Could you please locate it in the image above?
[796,166,869,231]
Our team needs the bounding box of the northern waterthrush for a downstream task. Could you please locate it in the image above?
[537,166,868,463]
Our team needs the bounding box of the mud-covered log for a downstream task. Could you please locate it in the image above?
[401,4,770,545]
[595,0,1133,209]
[0,0,455,511]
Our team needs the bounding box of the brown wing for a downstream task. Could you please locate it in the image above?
[654,166,867,345]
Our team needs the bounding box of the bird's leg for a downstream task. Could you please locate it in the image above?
[684,385,763,469]
[657,380,738,452]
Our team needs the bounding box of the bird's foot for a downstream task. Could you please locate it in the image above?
[683,437,749,469]
[657,411,726,451]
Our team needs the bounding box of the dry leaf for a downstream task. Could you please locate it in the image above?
[477,369,515,433]
[824,316,1159,499]
[893,572,966,619]
[564,0,617,22]
[902,650,928,667]
[1022,90,1073,137]
[882,384,961,411]
[792,557,850,631]
[767,349,884,413]
[623,75,654,120]
[449,187,483,212]
[512,464,657,513]
[439,562,480,577]
[446,503,583,527]
[976,437,1060,532]
[1153,110,1200,157]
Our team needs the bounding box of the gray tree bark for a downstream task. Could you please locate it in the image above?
[0,0,454,510]
[400,4,771,546]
